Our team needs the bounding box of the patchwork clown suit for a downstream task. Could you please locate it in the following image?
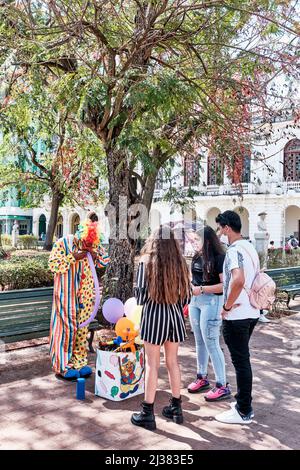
[49,232,109,379]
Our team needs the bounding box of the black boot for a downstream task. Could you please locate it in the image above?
[131,401,156,430]
[162,396,183,424]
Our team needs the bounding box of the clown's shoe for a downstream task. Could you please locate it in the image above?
[79,366,92,377]
[58,369,80,381]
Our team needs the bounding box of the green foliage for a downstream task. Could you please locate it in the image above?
[17,235,38,250]
[0,257,53,290]
[1,234,12,246]
[0,234,39,249]
[0,66,107,209]
[0,1,298,299]
[267,249,300,268]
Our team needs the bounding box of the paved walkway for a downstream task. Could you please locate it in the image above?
[0,314,299,450]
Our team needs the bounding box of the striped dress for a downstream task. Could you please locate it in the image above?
[49,235,109,374]
[135,261,188,345]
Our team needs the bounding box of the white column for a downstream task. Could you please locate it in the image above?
[247,206,257,243]
[63,209,70,237]
[32,215,39,238]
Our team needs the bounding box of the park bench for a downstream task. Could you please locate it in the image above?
[265,266,300,309]
[0,287,101,351]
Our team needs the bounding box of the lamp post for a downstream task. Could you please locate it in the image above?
[275,180,288,262]
[282,178,291,262]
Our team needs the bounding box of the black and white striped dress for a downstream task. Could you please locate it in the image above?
[134,262,187,345]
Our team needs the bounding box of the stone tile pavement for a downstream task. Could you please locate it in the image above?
[0,314,299,450]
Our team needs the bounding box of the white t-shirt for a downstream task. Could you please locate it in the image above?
[223,239,260,320]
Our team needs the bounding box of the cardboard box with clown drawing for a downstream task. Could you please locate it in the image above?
[95,347,144,401]
[95,301,145,401]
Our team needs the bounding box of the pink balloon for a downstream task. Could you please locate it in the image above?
[124,297,137,317]
[103,298,124,323]
[109,354,119,367]
[98,380,107,394]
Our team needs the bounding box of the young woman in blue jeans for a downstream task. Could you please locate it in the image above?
[188,226,231,401]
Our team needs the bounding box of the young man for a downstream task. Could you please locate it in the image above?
[214,210,260,424]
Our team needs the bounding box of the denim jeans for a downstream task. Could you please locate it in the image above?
[189,293,226,385]
[222,318,258,415]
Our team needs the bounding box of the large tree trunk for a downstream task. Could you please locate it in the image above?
[129,170,158,256]
[103,147,135,302]
[43,190,63,251]
[142,170,159,214]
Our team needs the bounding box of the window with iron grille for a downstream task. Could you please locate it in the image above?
[207,155,224,185]
[284,139,300,181]
[155,168,164,190]
[242,155,251,183]
[184,157,199,186]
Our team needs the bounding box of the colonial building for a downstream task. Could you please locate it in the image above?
[153,114,300,246]
[1,115,300,247]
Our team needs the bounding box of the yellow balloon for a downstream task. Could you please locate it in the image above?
[131,305,143,327]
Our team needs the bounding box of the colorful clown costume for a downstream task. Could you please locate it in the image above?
[49,233,109,376]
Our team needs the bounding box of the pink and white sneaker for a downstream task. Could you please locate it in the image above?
[204,384,231,402]
[187,376,210,393]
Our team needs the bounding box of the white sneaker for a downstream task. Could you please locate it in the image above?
[215,406,253,424]
[230,401,254,418]
[259,314,271,323]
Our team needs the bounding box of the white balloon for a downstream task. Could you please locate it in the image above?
[124,297,137,317]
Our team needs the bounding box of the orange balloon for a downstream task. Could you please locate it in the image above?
[115,317,137,341]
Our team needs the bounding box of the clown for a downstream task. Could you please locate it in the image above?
[49,215,109,379]
[119,355,141,399]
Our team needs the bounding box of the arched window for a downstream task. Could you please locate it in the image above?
[55,214,64,239]
[38,214,46,238]
[71,214,80,234]
[284,139,300,181]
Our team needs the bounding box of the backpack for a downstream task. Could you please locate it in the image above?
[237,244,276,310]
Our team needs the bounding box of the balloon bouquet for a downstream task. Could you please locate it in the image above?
[99,297,143,353]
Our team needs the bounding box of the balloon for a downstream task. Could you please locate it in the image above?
[79,252,101,328]
[111,386,119,398]
[183,304,189,318]
[109,354,119,367]
[115,317,137,341]
[124,297,137,317]
[130,305,142,327]
[98,379,107,394]
[134,335,144,345]
[102,298,124,324]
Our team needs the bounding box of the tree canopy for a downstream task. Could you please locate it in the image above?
[0,0,299,298]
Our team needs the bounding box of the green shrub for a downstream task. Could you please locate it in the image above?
[0,234,12,246]
[267,248,300,269]
[0,258,53,290]
[10,251,50,266]
[17,235,38,250]
[1,234,39,249]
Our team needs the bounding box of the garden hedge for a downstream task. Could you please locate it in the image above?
[0,256,53,290]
